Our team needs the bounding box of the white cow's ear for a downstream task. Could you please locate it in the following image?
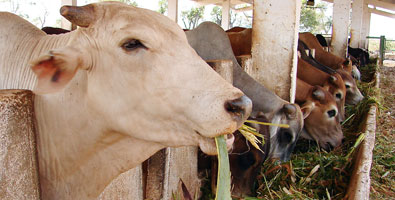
[300,102,314,119]
[31,47,85,94]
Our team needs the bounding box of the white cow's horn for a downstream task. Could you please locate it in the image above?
[60,4,95,27]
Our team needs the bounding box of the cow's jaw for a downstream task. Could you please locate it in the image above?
[35,88,166,199]
[198,132,235,155]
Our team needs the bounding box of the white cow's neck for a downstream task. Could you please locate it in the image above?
[34,72,164,199]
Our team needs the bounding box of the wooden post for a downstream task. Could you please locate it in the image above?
[331,0,352,57]
[0,90,40,200]
[145,147,198,200]
[98,166,143,200]
[167,0,178,22]
[61,0,77,30]
[221,0,230,30]
[207,60,233,83]
[361,3,371,49]
[236,55,253,76]
[350,0,364,48]
[251,0,301,102]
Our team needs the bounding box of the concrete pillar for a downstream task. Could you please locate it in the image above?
[361,3,371,49]
[221,0,230,30]
[331,0,352,58]
[61,0,77,30]
[167,0,178,22]
[350,0,364,48]
[251,0,301,102]
[0,90,40,200]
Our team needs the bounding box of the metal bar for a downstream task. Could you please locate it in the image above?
[379,35,385,65]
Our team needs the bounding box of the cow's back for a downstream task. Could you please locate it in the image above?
[0,12,46,90]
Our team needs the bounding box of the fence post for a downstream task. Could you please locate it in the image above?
[0,90,40,200]
[379,35,386,66]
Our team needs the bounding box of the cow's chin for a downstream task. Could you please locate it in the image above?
[199,133,235,155]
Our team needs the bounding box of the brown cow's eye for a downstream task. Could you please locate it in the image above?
[345,84,351,89]
[122,39,146,51]
[335,93,342,99]
[327,110,336,118]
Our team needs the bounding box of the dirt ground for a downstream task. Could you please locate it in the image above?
[370,63,395,199]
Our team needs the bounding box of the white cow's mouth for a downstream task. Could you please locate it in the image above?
[197,131,235,155]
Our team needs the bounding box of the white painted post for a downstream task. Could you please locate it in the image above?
[331,0,352,58]
[251,0,301,102]
[221,0,230,30]
[167,0,178,22]
[361,3,371,49]
[61,0,77,30]
[350,0,364,48]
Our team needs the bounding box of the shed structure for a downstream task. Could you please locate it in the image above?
[1,0,393,200]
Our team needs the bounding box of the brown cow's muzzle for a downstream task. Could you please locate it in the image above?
[224,95,252,128]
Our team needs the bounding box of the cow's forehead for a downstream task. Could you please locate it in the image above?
[94,3,186,42]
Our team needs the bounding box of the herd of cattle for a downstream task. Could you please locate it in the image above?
[0,2,370,199]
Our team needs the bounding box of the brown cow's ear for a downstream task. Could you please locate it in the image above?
[312,88,325,101]
[31,47,86,94]
[329,75,337,83]
[300,102,313,119]
[343,58,350,66]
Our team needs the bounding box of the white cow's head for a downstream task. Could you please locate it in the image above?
[31,2,252,155]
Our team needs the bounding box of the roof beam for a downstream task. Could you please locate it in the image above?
[368,0,395,11]
[192,0,252,6]
[193,0,222,6]
[323,0,395,11]
[369,7,395,18]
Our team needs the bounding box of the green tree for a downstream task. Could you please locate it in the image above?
[158,0,167,15]
[181,6,205,29]
[210,6,251,28]
[299,0,332,34]
[210,6,222,25]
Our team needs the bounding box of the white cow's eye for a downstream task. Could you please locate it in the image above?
[121,39,146,51]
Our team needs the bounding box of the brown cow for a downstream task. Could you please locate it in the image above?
[336,68,364,105]
[296,78,343,150]
[299,32,353,74]
[227,28,252,57]
[298,39,363,105]
[297,56,346,122]
[226,26,247,33]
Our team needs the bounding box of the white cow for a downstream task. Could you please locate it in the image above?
[0,2,252,199]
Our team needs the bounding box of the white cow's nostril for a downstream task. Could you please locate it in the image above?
[224,95,252,123]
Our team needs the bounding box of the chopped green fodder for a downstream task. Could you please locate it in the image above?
[199,61,381,200]
[250,63,381,200]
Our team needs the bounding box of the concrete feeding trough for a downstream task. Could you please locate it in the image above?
[346,71,380,200]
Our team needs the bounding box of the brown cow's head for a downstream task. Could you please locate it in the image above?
[323,73,346,122]
[300,86,343,150]
[30,2,252,156]
[229,116,270,197]
[336,69,364,105]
